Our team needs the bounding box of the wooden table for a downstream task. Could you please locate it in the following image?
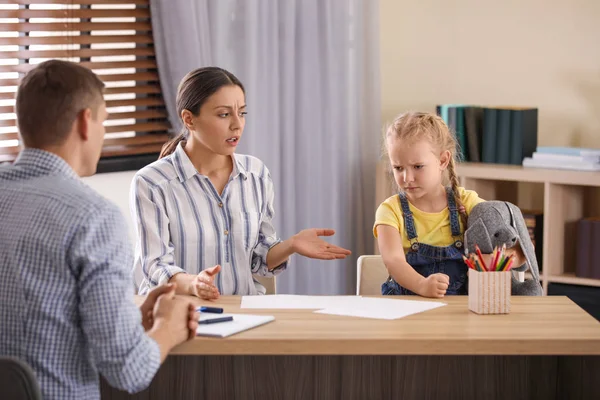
[101,296,600,400]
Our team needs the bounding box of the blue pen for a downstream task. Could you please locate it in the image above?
[198,316,233,325]
[197,306,224,314]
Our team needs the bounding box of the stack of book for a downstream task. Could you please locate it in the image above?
[522,209,544,272]
[435,105,538,165]
[576,218,600,279]
[522,147,600,171]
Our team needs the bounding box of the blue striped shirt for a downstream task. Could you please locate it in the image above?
[131,142,287,295]
[0,149,160,400]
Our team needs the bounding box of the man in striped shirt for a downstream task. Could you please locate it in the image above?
[0,60,198,399]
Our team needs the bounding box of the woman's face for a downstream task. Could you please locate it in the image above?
[183,84,246,156]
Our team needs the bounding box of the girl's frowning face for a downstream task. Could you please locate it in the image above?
[387,137,449,199]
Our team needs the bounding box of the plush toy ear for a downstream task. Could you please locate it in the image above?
[464,218,494,254]
[506,202,543,295]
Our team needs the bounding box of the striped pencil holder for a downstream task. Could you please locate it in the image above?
[468,269,511,314]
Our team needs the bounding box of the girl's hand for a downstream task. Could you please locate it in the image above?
[291,229,352,260]
[417,273,449,298]
[191,265,221,300]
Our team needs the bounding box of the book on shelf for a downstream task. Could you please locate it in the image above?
[496,109,512,164]
[464,107,483,163]
[523,146,600,171]
[536,146,600,157]
[509,108,538,165]
[576,218,600,280]
[482,108,497,163]
[436,104,468,161]
[521,209,544,272]
[436,104,537,165]
[531,152,600,163]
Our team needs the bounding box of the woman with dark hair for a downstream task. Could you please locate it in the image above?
[131,67,350,298]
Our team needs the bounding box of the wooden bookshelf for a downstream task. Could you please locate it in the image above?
[548,273,600,288]
[375,161,600,295]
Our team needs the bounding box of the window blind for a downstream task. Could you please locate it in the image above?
[0,0,170,163]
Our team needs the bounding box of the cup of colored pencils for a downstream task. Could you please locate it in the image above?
[464,244,512,315]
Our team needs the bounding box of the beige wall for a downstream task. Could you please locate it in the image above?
[82,171,136,245]
[380,0,600,148]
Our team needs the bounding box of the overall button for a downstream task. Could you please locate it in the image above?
[218,202,223,208]
[224,229,229,235]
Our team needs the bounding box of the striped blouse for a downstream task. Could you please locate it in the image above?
[131,142,287,295]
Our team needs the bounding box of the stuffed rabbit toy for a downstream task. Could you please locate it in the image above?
[464,201,543,296]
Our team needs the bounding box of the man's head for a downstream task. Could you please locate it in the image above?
[16,60,107,176]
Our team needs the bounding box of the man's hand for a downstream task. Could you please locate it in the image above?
[152,290,199,345]
[140,283,176,331]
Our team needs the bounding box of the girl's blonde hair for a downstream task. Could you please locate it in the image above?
[383,111,467,227]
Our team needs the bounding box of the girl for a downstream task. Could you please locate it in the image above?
[374,112,484,298]
[131,67,350,298]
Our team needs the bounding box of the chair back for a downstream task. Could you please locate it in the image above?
[254,276,276,294]
[356,255,388,295]
[0,357,42,400]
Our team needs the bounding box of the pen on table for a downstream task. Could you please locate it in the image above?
[196,306,223,314]
[198,316,234,325]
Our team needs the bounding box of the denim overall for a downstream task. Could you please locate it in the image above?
[381,187,468,295]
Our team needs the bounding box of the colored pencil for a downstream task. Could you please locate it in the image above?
[467,244,516,273]
[499,254,513,271]
[491,247,500,271]
[474,259,484,272]
[503,257,514,272]
[496,254,506,271]
[475,244,487,271]
[462,255,476,270]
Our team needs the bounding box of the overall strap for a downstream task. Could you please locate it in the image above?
[446,187,462,237]
[398,192,418,241]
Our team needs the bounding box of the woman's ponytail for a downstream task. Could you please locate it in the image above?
[159,131,186,159]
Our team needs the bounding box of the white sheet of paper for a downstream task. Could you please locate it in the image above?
[241,295,364,309]
[313,297,446,320]
[196,313,275,338]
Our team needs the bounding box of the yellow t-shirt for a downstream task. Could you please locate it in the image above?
[373,187,484,254]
